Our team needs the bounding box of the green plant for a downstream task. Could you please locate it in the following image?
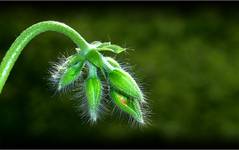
[0,21,148,124]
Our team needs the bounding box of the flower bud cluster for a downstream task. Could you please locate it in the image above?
[50,41,147,124]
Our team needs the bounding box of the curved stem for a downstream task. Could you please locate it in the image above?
[0,21,91,94]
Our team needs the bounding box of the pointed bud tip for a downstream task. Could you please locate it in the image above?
[57,85,62,91]
[137,117,145,125]
[90,110,98,122]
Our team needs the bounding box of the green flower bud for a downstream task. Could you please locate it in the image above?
[85,64,102,121]
[57,54,85,91]
[58,62,84,91]
[109,68,144,102]
[110,90,144,124]
[105,57,121,68]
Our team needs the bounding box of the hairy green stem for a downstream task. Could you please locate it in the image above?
[88,62,98,78]
[0,21,91,94]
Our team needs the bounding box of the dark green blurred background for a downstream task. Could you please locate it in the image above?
[0,2,239,148]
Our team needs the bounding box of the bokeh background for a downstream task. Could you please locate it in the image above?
[0,2,239,148]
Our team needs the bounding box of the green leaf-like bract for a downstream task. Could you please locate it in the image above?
[91,41,102,48]
[97,42,126,54]
[97,42,111,48]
